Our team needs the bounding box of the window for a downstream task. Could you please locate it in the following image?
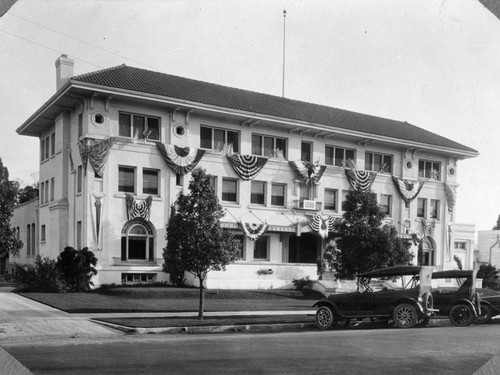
[26,224,30,257]
[50,133,55,156]
[77,165,83,194]
[77,221,82,250]
[45,137,50,160]
[430,199,440,219]
[40,182,45,204]
[44,180,49,203]
[222,178,238,203]
[31,223,36,256]
[253,236,268,260]
[118,166,135,193]
[78,113,83,138]
[208,175,217,192]
[417,198,427,218]
[41,225,46,242]
[176,174,183,187]
[200,126,239,153]
[271,184,286,206]
[301,141,312,162]
[380,194,392,216]
[233,234,245,260]
[252,134,287,159]
[324,189,338,211]
[365,152,393,173]
[419,160,441,180]
[143,169,159,195]
[121,221,155,261]
[341,190,349,211]
[299,185,311,205]
[454,241,467,250]
[325,146,355,167]
[119,112,160,141]
[40,138,45,161]
[251,181,266,205]
[50,177,55,201]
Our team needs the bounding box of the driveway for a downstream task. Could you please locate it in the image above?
[0,287,118,344]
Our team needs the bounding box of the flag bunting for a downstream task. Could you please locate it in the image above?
[78,137,114,177]
[289,160,326,186]
[126,194,153,221]
[239,221,268,240]
[156,143,205,175]
[227,154,268,180]
[392,177,425,204]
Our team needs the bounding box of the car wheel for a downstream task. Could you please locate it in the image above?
[393,303,418,328]
[449,304,475,327]
[316,306,335,330]
[476,304,492,324]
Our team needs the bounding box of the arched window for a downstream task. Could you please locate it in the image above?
[31,223,36,256]
[418,237,435,266]
[26,225,31,257]
[121,219,155,262]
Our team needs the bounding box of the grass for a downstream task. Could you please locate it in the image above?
[17,287,323,313]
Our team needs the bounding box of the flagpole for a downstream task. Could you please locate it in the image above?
[282,9,286,98]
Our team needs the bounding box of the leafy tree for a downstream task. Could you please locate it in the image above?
[164,168,240,319]
[478,264,500,290]
[493,215,500,230]
[327,189,413,279]
[0,158,22,257]
[163,206,187,287]
[57,246,98,291]
[17,184,39,204]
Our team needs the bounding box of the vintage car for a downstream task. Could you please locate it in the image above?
[314,266,434,329]
[430,270,481,327]
[476,288,500,324]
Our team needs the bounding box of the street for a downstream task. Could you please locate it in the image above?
[3,322,500,375]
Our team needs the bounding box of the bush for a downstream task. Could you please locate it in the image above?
[14,255,69,293]
[292,276,313,290]
[57,247,98,292]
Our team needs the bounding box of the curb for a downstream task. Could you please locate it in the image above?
[91,319,317,335]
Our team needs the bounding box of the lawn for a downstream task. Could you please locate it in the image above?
[18,287,323,313]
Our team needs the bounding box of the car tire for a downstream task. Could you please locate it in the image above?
[476,304,493,324]
[392,303,418,328]
[449,304,475,327]
[316,306,335,330]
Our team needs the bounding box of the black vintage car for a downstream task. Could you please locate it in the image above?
[314,266,434,329]
[430,270,481,327]
[476,288,500,324]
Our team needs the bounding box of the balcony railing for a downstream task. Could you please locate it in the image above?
[291,199,322,211]
[112,257,163,266]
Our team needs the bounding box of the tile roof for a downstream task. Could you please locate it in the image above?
[72,64,477,154]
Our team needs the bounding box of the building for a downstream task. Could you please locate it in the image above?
[477,230,500,267]
[12,55,478,288]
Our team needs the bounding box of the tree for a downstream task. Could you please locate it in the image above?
[57,246,98,291]
[17,184,39,204]
[163,206,187,287]
[0,158,22,257]
[478,264,500,290]
[164,168,240,319]
[493,215,500,230]
[327,189,413,279]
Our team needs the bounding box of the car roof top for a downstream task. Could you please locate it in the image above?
[432,270,476,279]
[357,266,423,278]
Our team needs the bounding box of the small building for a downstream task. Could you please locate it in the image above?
[12,55,478,288]
[477,230,500,267]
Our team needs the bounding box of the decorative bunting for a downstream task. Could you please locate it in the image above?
[309,213,337,239]
[125,193,153,221]
[78,137,114,177]
[421,218,435,238]
[289,160,326,186]
[392,177,425,204]
[344,169,378,192]
[90,193,105,245]
[239,221,268,240]
[227,154,268,180]
[156,143,205,175]
[445,183,456,212]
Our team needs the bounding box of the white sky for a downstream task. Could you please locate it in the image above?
[1,0,499,232]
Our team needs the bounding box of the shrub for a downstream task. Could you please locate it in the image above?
[292,276,313,290]
[57,246,98,292]
[14,255,69,293]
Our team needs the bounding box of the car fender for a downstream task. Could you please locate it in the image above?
[313,300,344,317]
[480,300,498,314]
[391,297,425,314]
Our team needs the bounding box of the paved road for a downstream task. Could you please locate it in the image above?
[4,324,500,375]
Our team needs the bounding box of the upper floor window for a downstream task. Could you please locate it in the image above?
[78,113,83,138]
[380,194,392,216]
[250,181,266,205]
[324,189,338,211]
[271,183,286,207]
[143,169,159,195]
[430,199,440,220]
[222,178,238,203]
[417,198,427,218]
[252,134,287,159]
[325,146,355,167]
[454,241,467,250]
[119,112,160,141]
[301,141,312,162]
[51,133,55,156]
[365,152,393,174]
[77,165,83,194]
[50,177,55,201]
[40,134,53,162]
[419,160,441,181]
[200,126,239,153]
[119,166,136,193]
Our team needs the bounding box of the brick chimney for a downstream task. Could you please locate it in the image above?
[55,54,74,90]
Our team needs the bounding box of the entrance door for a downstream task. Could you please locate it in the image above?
[288,233,318,263]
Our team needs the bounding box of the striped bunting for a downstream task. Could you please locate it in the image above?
[289,160,326,186]
[156,143,205,175]
[392,176,425,204]
[309,213,337,239]
[126,194,153,221]
[445,183,456,212]
[344,169,378,192]
[227,154,268,180]
[78,137,114,177]
[239,221,268,240]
